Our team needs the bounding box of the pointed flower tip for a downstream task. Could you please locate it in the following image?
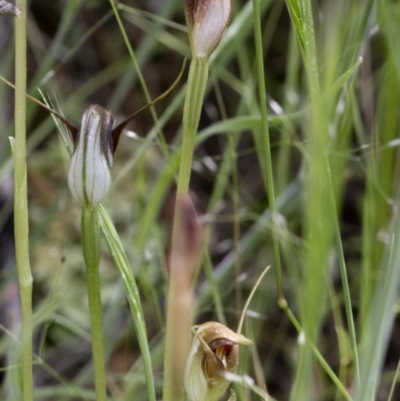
[185,0,232,58]
[184,321,251,401]
[67,104,115,207]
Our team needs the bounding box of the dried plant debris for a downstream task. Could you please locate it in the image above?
[0,1,21,17]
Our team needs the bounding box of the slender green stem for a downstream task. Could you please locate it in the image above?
[162,57,208,401]
[282,306,353,401]
[327,169,360,384]
[99,205,156,401]
[294,1,328,398]
[163,200,199,401]
[177,57,209,195]
[13,2,34,400]
[108,0,169,158]
[387,358,400,401]
[252,0,284,302]
[298,0,359,393]
[81,207,107,401]
[162,270,191,401]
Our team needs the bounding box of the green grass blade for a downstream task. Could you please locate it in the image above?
[99,205,156,401]
[355,213,400,400]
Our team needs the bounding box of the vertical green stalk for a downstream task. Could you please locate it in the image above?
[99,205,156,401]
[164,0,233,396]
[163,196,202,401]
[163,56,209,401]
[163,260,191,401]
[13,1,34,400]
[81,207,107,401]
[177,57,208,195]
[252,0,283,303]
[292,1,334,399]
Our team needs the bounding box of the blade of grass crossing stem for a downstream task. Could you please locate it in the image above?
[99,205,156,401]
[282,306,353,401]
[108,1,179,110]
[387,358,400,401]
[29,0,83,89]
[2,312,23,401]
[108,0,169,159]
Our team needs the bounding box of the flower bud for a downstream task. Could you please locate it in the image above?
[67,104,114,207]
[184,322,252,401]
[185,0,232,59]
[0,1,21,17]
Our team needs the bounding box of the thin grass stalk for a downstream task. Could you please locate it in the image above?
[301,0,361,388]
[12,2,34,400]
[29,0,82,90]
[252,0,284,304]
[290,0,330,398]
[282,306,353,401]
[108,0,169,158]
[387,358,400,401]
[211,77,243,320]
[99,205,156,401]
[360,60,399,332]
[81,207,107,401]
[354,219,400,400]
[108,1,178,110]
[277,28,300,194]
[203,250,226,325]
[327,169,360,385]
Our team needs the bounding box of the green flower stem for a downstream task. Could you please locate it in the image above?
[177,56,209,195]
[81,207,107,401]
[163,57,209,401]
[13,1,34,400]
[162,265,193,401]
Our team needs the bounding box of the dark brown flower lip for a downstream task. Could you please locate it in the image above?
[185,0,203,26]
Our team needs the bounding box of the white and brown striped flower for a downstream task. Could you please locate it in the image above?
[67,104,114,207]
